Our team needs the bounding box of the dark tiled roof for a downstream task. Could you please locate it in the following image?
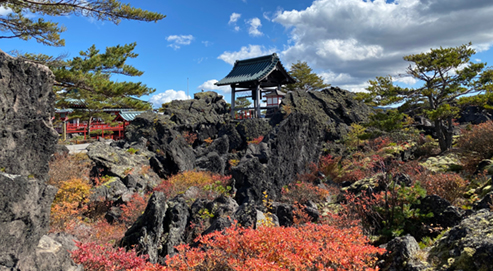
[215,53,294,86]
[118,111,147,121]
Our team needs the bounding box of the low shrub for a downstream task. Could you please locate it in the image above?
[281,181,330,204]
[415,172,469,206]
[162,223,385,271]
[120,193,149,226]
[458,120,493,159]
[182,131,198,145]
[153,171,232,200]
[247,135,264,145]
[71,241,148,271]
[48,153,93,187]
[50,178,92,232]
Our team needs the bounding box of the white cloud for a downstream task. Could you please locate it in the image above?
[247,17,263,37]
[229,13,241,24]
[472,43,492,53]
[394,76,418,86]
[149,90,190,108]
[229,13,241,31]
[218,45,277,65]
[202,41,212,47]
[273,0,493,90]
[263,12,272,21]
[197,79,231,93]
[0,6,12,15]
[166,35,194,49]
[475,58,482,63]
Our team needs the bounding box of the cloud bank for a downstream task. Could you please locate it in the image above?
[273,0,493,90]
[149,90,191,108]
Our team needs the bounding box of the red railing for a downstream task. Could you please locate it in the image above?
[60,122,128,140]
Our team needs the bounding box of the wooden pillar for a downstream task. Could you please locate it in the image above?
[62,121,67,141]
[231,85,236,118]
[255,84,260,118]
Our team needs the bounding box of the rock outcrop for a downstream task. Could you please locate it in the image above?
[0,51,79,270]
[232,113,323,204]
[428,209,493,271]
[279,87,372,140]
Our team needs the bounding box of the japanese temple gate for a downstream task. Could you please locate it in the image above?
[215,53,295,118]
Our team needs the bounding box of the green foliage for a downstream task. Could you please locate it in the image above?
[344,123,367,149]
[126,148,138,154]
[285,61,329,92]
[235,97,252,108]
[359,43,493,152]
[0,1,165,46]
[344,177,431,239]
[367,109,408,132]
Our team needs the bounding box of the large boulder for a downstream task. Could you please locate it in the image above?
[126,91,231,145]
[87,141,160,191]
[458,105,493,125]
[232,113,323,204]
[279,87,373,140]
[378,235,430,271]
[428,209,493,271]
[120,193,190,264]
[0,51,76,270]
[0,50,58,177]
[0,174,57,270]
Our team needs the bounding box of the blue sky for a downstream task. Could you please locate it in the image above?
[2,0,493,108]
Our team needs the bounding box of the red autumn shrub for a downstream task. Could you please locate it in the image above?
[158,223,385,271]
[318,154,341,181]
[71,241,149,271]
[319,153,385,183]
[247,135,264,145]
[121,193,149,226]
[415,172,469,206]
[458,120,493,159]
[281,181,330,204]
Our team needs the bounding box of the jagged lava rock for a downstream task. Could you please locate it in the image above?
[0,50,58,177]
[279,87,372,140]
[232,113,323,204]
[429,209,493,271]
[0,50,78,270]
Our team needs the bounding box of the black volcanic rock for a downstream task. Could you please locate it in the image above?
[0,50,78,270]
[0,50,58,177]
[279,87,373,140]
[232,113,323,204]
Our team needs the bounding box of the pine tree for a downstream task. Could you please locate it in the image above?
[285,61,329,92]
[23,43,154,135]
[0,0,165,46]
[358,43,493,152]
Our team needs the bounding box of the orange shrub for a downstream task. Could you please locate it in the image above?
[247,135,264,145]
[415,172,469,206]
[50,178,92,232]
[153,171,232,200]
[182,131,197,145]
[157,223,385,271]
[458,120,493,159]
